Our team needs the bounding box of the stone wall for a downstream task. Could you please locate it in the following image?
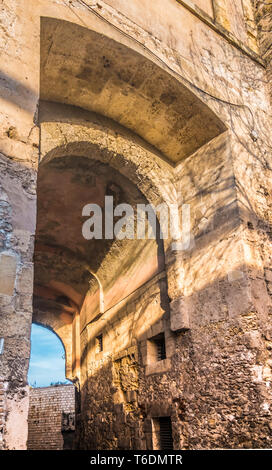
[0,154,36,449]
[76,128,272,450]
[27,385,75,450]
[0,0,38,448]
[0,0,271,450]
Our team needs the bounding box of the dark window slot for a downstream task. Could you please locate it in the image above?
[159,417,173,450]
[96,334,103,352]
[154,334,166,361]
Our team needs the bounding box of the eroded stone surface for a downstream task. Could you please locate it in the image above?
[0,0,271,451]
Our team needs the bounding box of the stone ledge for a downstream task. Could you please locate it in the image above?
[145,358,171,376]
[113,345,138,362]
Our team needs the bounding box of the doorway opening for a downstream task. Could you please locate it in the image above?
[27,324,75,450]
[28,323,69,388]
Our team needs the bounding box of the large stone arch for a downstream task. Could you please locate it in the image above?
[39,15,227,311]
[34,13,230,448]
[40,17,226,166]
[35,132,168,295]
[38,104,179,307]
[35,108,172,383]
[39,103,176,213]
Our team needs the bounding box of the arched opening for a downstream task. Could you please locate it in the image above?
[33,142,168,448]
[28,323,69,387]
[27,324,75,450]
[30,16,227,450]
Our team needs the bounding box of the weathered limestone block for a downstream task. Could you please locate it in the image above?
[16,265,33,295]
[170,297,190,332]
[0,253,16,296]
[145,358,172,376]
[4,384,29,451]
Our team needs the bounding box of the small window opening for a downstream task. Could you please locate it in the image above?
[159,417,173,450]
[96,334,103,352]
[154,333,166,361]
[152,416,173,450]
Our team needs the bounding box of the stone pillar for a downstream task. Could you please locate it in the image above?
[0,158,36,449]
[0,0,39,449]
[165,253,191,332]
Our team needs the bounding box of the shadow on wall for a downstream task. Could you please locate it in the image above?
[75,261,272,450]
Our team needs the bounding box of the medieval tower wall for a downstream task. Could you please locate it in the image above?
[27,384,75,450]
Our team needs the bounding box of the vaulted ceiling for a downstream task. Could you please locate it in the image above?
[40,17,226,165]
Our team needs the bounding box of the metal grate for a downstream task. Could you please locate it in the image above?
[159,417,173,450]
[154,334,166,361]
[96,334,103,352]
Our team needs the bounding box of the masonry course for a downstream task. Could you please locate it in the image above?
[27,385,75,450]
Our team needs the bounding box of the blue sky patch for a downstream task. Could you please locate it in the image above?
[28,323,70,387]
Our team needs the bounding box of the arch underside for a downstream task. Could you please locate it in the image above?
[34,152,165,320]
[40,17,226,166]
[34,16,226,380]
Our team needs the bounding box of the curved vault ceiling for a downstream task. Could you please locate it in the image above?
[36,16,226,321]
[34,157,165,316]
[40,17,226,165]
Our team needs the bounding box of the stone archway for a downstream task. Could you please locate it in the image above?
[27,323,76,450]
[12,11,230,450]
[40,17,226,166]
[34,121,168,354]
[34,126,170,447]
[38,102,183,312]
[2,0,271,452]
[33,17,227,449]
[39,15,226,316]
